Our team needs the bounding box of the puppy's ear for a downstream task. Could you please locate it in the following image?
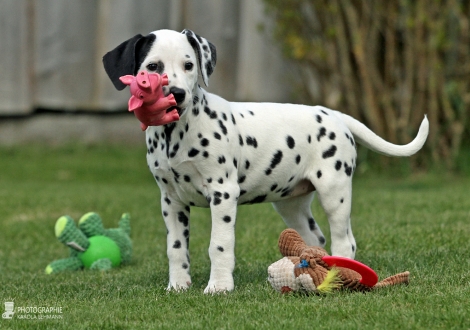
[102,33,156,90]
[181,29,216,87]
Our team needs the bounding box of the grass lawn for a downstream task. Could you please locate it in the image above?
[0,144,469,329]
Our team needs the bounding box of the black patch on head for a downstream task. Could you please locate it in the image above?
[322,145,337,159]
[102,33,157,90]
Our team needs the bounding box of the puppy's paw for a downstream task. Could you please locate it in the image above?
[203,277,234,294]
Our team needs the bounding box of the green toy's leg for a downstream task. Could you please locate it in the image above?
[90,258,112,271]
[56,216,90,251]
[119,213,131,236]
[78,212,105,237]
[45,257,83,274]
[106,228,133,265]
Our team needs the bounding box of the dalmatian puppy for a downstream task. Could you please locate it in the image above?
[103,29,429,293]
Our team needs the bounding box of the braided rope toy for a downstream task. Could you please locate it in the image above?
[268,229,409,293]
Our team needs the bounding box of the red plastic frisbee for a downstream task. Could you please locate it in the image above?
[322,256,378,287]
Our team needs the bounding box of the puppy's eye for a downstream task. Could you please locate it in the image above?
[146,61,164,73]
[184,62,194,71]
[147,63,158,71]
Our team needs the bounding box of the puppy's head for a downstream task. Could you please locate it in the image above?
[103,29,216,116]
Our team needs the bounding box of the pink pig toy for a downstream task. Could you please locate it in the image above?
[119,71,179,130]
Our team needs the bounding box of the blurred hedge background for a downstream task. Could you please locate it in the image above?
[263,0,470,171]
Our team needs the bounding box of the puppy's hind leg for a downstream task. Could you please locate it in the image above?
[315,174,356,259]
[272,192,326,247]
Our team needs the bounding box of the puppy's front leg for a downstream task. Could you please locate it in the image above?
[204,183,240,294]
[161,193,191,291]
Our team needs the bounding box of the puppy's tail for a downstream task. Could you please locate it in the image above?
[337,112,429,157]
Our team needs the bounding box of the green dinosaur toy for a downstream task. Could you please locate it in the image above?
[45,212,132,273]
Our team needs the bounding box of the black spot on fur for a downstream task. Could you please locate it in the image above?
[317,170,322,178]
[308,218,316,230]
[340,198,344,203]
[344,162,353,176]
[223,215,231,223]
[329,132,336,140]
[162,178,168,184]
[316,115,322,123]
[218,120,228,135]
[173,240,181,248]
[224,192,230,199]
[319,236,326,245]
[184,175,191,182]
[218,178,223,184]
[239,134,244,146]
[182,263,188,269]
[163,211,168,217]
[233,159,238,168]
[217,246,224,252]
[214,132,222,140]
[231,114,236,125]
[178,212,189,227]
[245,160,250,170]
[164,197,171,205]
[192,107,199,116]
[204,106,217,119]
[200,138,209,147]
[238,175,246,184]
[218,156,226,164]
[266,150,283,175]
[295,155,301,164]
[321,109,328,115]
[243,194,267,204]
[270,184,278,191]
[203,151,209,158]
[322,145,337,159]
[246,136,258,148]
[335,160,342,171]
[188,148,200,157]
[317,127,327,141]
[286,136,295,149]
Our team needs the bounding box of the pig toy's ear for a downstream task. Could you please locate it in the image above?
[103,33,156,91]
[128,96,144,111]
[119,75,135,86]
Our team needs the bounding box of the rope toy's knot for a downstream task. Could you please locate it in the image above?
[297,259,309,268]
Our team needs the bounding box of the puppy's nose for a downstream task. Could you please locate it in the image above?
[169,87,186,104]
